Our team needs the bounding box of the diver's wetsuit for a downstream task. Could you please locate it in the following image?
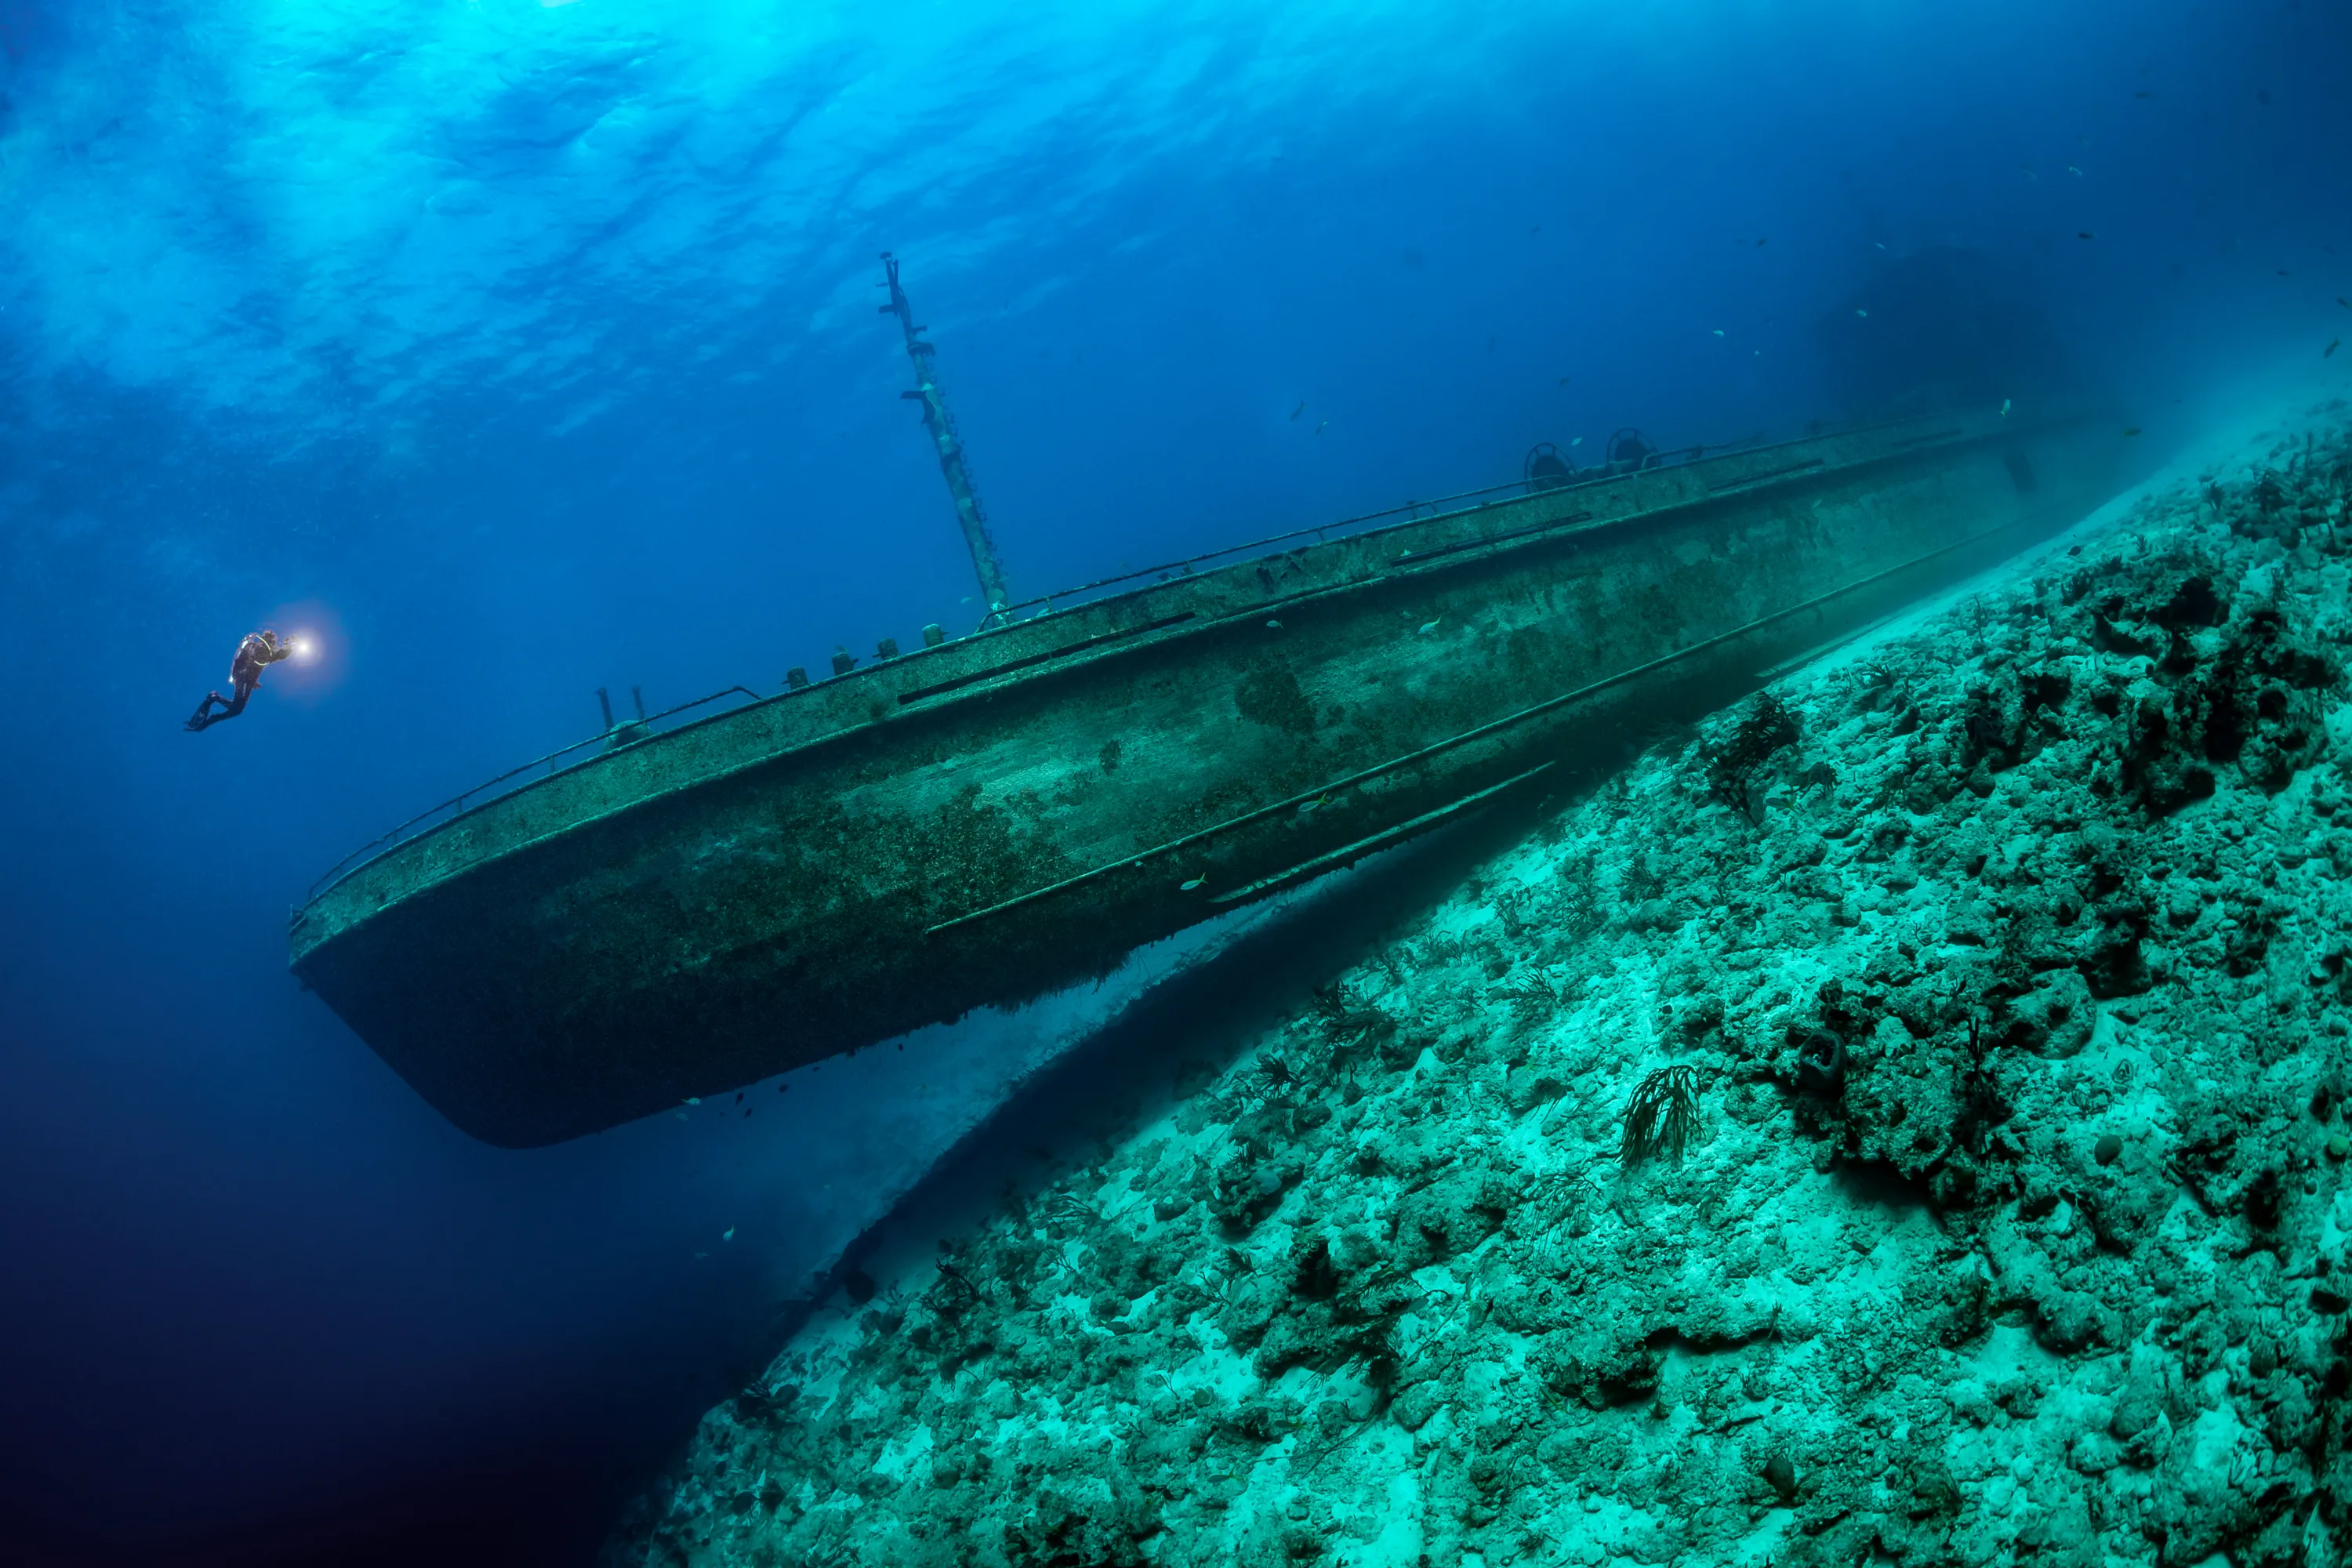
[186,632,292,732]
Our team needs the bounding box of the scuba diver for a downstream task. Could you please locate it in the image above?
[185,629,296,732]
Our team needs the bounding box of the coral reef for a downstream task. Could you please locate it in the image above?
[608,408,2352,1568]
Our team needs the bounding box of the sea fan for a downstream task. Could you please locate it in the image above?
[2255,470,2287,518]
[1705,692,1799,826]
[1621,1064,1702,1169]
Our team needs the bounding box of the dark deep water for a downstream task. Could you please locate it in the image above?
[1,1,2347,1561]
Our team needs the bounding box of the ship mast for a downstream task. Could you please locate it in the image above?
[879,252,1011,626]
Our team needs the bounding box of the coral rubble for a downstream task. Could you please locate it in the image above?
[609,407,2352,1568]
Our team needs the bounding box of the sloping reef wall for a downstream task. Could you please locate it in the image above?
[609,401,2352,1568]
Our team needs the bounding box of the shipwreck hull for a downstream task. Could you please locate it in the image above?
[291,408,2120,1145]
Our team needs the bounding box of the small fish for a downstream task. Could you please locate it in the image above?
[1874,241,1886,250]
[1289,401,1305,421]
[1569,436,1583,446]
[1265,619,1283,629]
[1855,308,1869,318]
[2135,90,2156,100]
[1756,237,1768,247]
[734,1092,743,1103]
[2000,398,2012,417]
[683,1097,700,1105]
[1316,420,1330,434]
[2328,338,2341,359]
[722,1228,735,1242]
[960,595,972,604]
[2067,165,2083,177]
[1180,877,1204,891]
[2339,298,2350,308]
[2078,231,2095,240]
[1417,619,1441,633]
[1711,328,1725,337]
[1557,376,1570,385]
[2123,426,2142,437]
[694,1251,708,1260]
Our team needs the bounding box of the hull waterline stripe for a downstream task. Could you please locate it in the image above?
[924,494,2074,937]
[1706,457,1827,494]
[1203,763,1557,906]
[1393,513,1594,567]
[896,612,1201,705]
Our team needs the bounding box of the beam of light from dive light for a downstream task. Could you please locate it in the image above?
[267,601,347,701]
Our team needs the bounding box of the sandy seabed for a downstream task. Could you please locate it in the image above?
[609,396,2352,1568]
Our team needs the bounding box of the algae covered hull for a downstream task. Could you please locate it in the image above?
[290,408,2118,1145]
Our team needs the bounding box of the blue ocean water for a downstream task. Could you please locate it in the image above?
[0,1,2344,1562]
